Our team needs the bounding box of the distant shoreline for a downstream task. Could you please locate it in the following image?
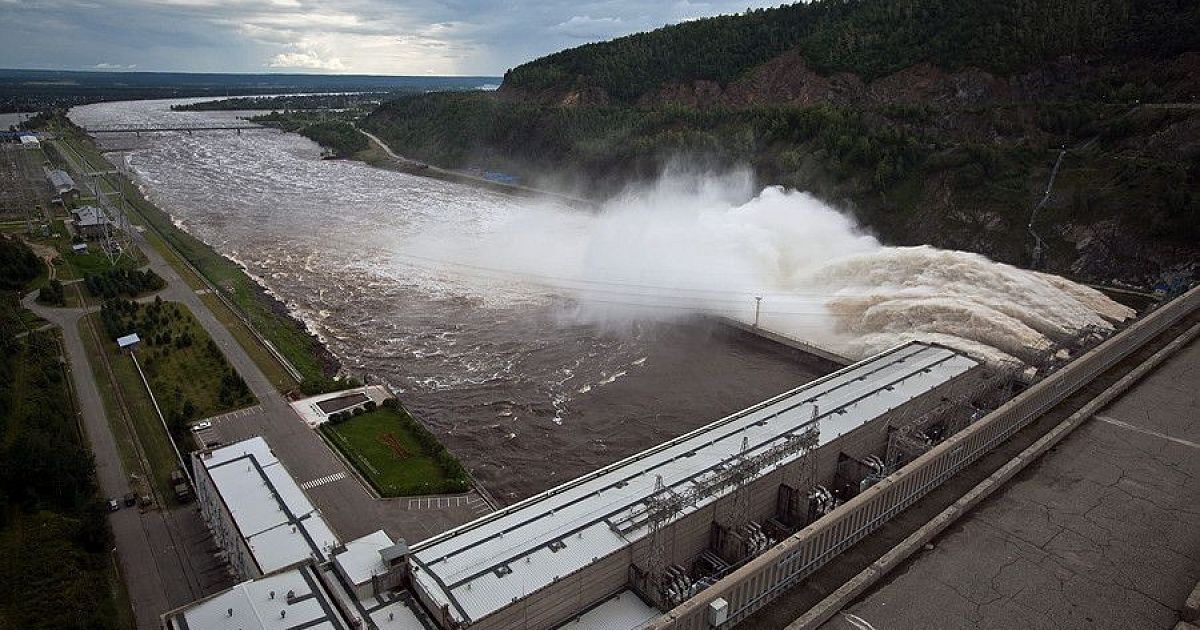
[354,128,598,210]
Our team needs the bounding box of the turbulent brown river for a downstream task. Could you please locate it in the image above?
[71,99,823,503]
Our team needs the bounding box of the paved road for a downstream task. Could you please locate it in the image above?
[22,292,231,630]
[55,136,488,542]
[819,336,1200,630]
[121,224,488,540]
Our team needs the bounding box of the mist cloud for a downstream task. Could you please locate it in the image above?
[401,170,1133,367]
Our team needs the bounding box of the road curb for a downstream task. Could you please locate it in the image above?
[785,321,1200,630]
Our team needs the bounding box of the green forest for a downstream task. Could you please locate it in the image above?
[504,0,1199,103]
[0,237,126,629]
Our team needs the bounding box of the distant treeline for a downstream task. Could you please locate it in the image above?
[0,69,499,113]
[504,0,1200,103]
[0,238,123,629]
[171,93,389,112]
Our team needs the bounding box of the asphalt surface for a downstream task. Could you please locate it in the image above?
[23,292,232,630]
[819,336,1200,630]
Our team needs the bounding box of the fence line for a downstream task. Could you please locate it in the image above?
[646,285,1200,630]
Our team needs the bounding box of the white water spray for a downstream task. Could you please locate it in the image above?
[404,170,1133,366]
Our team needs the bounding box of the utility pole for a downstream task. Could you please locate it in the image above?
[754,296,762,327]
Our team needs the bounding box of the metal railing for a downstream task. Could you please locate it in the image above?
[645,285,1200,630]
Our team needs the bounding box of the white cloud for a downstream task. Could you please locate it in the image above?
[552,15,624,39]
[1,0,785,74]
[268,50,346,71]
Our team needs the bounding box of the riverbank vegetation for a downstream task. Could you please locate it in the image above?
[251,111,369,158]
[172,93,388,112]
[320,399,470,496]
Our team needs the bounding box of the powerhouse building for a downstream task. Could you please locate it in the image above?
[407,341,981,629]
[174,341,983,630]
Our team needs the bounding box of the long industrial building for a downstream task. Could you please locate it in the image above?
[407,341,981,629]
[172,341,987,630]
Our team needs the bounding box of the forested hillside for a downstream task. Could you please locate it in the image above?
[502,0,1198,104]
[362,0,1199,288]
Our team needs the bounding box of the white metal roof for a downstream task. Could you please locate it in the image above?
[333,529,394,588]
[200,436,341,575]
[556,590,658,630]
[364,598,430,630]
[164,563,349,630]
[408,342,979,625]
[117,333,140,348]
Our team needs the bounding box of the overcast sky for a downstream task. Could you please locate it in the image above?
[1,0,781,76]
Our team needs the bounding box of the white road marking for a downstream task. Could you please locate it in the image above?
[407,495,482,510]
[1094,414,1200,451]
[843,613,878,630]
[300,472,347,490]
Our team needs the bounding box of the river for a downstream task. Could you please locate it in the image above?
[70,98,823,503]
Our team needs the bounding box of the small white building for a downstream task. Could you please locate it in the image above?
[193,437,340,580]
[19,134,39,149]
[117,333,140,351]
[290,384,392,427]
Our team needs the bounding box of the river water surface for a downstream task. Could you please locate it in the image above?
[71,99,822,502]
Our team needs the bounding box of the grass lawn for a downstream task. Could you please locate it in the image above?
[199,292,297,390]
[320,407,468,497]
[107,300,256,422]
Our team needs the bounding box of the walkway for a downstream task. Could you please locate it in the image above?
[819,336,1200,630]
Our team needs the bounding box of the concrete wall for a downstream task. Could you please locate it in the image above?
[643,286,1200,630]
[192,454,260,580]
[458,367,981,630]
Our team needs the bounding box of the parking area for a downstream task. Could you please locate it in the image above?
[197,399,493,543]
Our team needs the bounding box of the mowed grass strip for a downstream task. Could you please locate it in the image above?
[320,407,467,497]
[53,130,309,391]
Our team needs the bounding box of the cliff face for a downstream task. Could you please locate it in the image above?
[634,51,1200,110]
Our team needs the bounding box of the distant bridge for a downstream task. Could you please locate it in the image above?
[82,125,271,135]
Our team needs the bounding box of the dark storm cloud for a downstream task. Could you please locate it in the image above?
[0,0,781,74]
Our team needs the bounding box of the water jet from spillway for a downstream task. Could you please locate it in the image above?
[405,171,1134,367]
